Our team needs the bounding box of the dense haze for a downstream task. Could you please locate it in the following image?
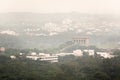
[0,0,120,49]
[0,1,120,80]
[0,13,120,49]
[0,0,120,14]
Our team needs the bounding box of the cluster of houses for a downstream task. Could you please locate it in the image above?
[26,52,58,63]
[10,49,116,63]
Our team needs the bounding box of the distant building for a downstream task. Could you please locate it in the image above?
[10,55,16,59]
[96,52,115,58]
[73,37,89,46]
[40,55,58,63]
[26,53,58,63]
[83,50,95,56]
[26,56,39,60]
[56,53,73,56]
[30,52,37,56]
[73,50,83,56]
[19,53,24,56]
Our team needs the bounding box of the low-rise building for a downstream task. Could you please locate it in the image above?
[26,56,39,60]
[83,49,95,56]
[26,53,58,63]
[10,55,16,59]
[73,50,83,56]
[56,53,73,56]
[40,55,58,63]
[96,52,115,58]
[31,52,37,56]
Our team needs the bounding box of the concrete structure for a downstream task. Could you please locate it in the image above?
[73,37,89,46]
[56,53,73,56]
[19,53,24,55]
[40,55,58,63]
[73,50,83,56]
[26,56,39,60]
[96,52,115,58]
[83,50,95,56]
[56,49,94,57]
[39,53,58,63]
[88,50,95,56]
[10,55,16,59]
[31,52,37,56]
[26,53,58,63]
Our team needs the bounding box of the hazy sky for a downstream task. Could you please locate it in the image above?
[0,0,120,14]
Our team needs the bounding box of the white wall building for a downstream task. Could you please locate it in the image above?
[40,55,58,63]
[26,56,39,60]
[96,52,115,58]
[19,53,24,56]
[26,53,58,63]
[31,52,37,56]
[56,53,73,56]
[83,50,95,56]
[73,50,83,56]
[10,55,16,59]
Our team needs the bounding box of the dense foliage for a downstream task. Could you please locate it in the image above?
[0,51,120,80]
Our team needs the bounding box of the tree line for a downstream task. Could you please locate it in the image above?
[0,50,120,80]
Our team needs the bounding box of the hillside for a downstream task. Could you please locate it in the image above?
[0,13,120,49]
